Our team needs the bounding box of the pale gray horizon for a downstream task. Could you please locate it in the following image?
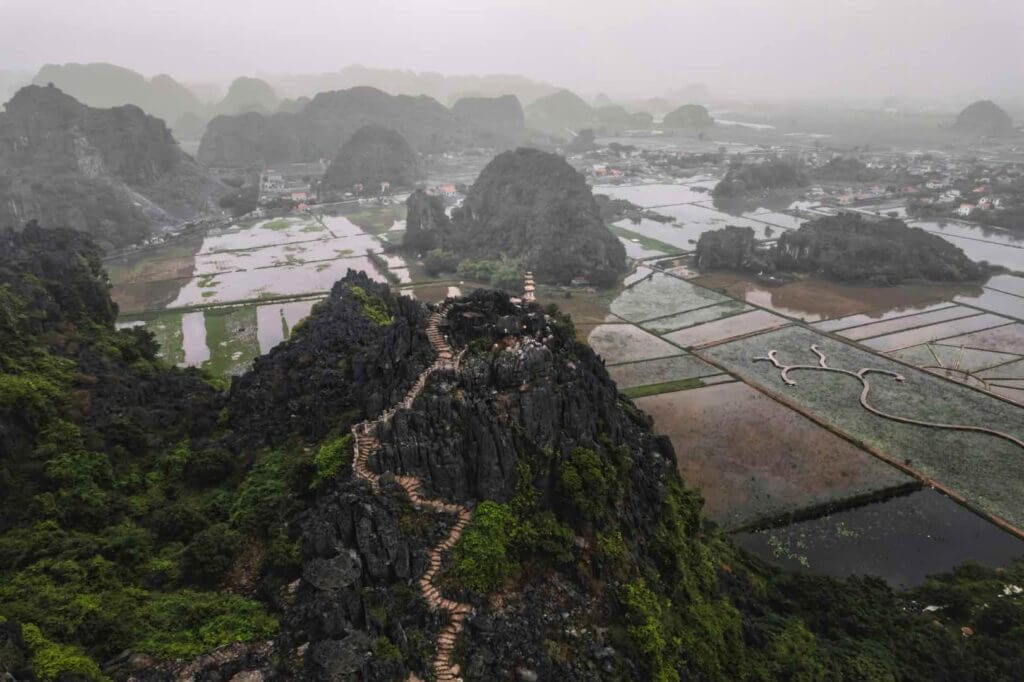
[1,0,1022,103]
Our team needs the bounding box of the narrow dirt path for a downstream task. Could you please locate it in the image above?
[351,305,473,682]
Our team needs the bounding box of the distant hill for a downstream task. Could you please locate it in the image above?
[266,64,559,107]
[953,100,1014,136]
[214,77,279,116]
[0,85,223,249]
[451,94,526,145]
[406,148,627,285]
[322,125,422,194]
[662,103,714,129]
[198,86,486,166]
[525,89,595,134]
[31,63,205,130]
[594,105,652,133]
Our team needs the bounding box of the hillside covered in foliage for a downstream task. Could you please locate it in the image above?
[2,225,1023,681]
[696,214,990,284]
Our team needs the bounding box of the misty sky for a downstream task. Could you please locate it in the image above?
[2,0,1022,100]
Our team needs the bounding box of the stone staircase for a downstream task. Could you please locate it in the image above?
[351,305,473,682]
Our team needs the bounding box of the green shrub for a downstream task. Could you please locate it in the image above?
[371,635,403,662]
[230,451,289,534]
[622,578,678,682]
[311,434,352,490]
[452,501,518,592]
[558,447,611,520]
[133,590,278,658]
[184,446,237,486]
[423,249,460,275]
[21,623,105,682]
[345,284,393,326]
[182,523,243,585]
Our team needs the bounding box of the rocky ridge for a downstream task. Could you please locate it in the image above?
[0,85,223,248]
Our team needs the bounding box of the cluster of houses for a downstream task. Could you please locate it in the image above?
[258,162,325,208]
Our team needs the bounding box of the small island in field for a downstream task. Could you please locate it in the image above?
[695,213,991,285]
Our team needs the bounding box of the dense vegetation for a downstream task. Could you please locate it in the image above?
[0,228,428,679]
[405,148,627,286]
[3,225,1023,680]
[0,85,223,249]
[712,159,808,198]
[695,213,989,284]
[321,125,422,195]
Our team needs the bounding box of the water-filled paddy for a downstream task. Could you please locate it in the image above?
[609,272,730,322]
[697,273,972,323]
[940,322,1024,354]
[636,382,912,529]
[587,324,680,364]
[702,325,1024,529]
[606,354,720,389]
[860,313,1011,352]
[663,309,789,348]
[640,301,752,334]
[734,488,1024,587]
[839,305,979,341]
[955,287,1024,321]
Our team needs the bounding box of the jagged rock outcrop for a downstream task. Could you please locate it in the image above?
[228,271,433,447]
[954,100,1014,137]
[404,188,450,253]
[198,86,484,166]
[0,85,223,248]
[321,125,422,195]
[662,103,714,129]
[452,94,526,144]
[696,213,989,284]
[5,233,1024,681]
[418,148,627,286]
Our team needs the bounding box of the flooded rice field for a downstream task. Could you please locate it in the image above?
[610,272,730,322]
[702,325,1024,530]
[697,273,974,322]
[663,309,789,348]
[734,488,1024,587]
[606,354,721,389]
[636,381,912,530]
[860,313,1012,352]
[587,324,680,364]
[109,209,411,376]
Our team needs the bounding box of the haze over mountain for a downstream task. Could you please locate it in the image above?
[4,0,1023,103]
[31,63,205,127]
[198,87,506,166]
[0,84,223,249]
